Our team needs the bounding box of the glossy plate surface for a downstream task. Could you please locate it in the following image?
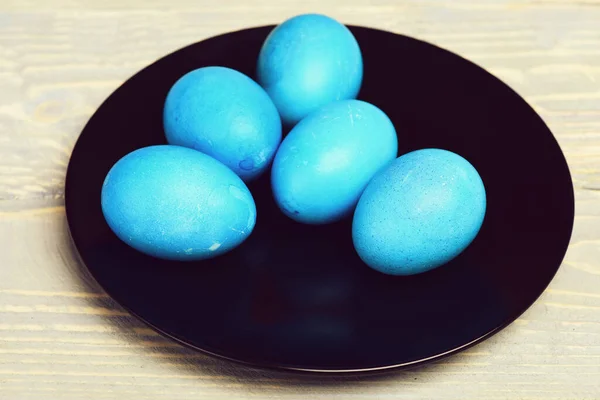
[65,26,574,373]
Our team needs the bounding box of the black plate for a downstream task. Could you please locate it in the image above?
[65,25,574,373]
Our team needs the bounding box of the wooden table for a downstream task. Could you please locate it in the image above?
[1,0,599,398]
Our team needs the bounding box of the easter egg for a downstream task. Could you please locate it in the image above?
[271,99,397,224]
[163,66,282,181]
[257,14,363,126]
[352,149,487,276]
[101,145,256,261]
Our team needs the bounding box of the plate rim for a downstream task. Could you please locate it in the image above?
[64,24,576,375]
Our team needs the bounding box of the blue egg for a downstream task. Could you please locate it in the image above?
[257,14,363,126]
[163,66,282,181]
[271,100,398,224]
[101,145,256,261]
[352,149,487,276]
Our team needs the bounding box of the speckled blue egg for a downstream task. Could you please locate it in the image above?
[271,99,398,224]
[101,145,256,261]
[352,149,486,275]
[257,14,363,126]
[163,66,281,181]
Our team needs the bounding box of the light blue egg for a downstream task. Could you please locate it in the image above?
[257,14,363,126]
[352,149,487,276]
[101,145,256,261]
[271,99,397,224]
[163,66,281,181]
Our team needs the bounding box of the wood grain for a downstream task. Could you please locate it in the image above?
[1,0,599,399]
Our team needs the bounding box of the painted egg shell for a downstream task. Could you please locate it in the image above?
[352,148,486,275]
[101,145,256,261]
[257,14,363,126]
[163,66,282,181]
[271,99,398,224]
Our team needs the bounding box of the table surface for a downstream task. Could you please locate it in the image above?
[1,0,599,398]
